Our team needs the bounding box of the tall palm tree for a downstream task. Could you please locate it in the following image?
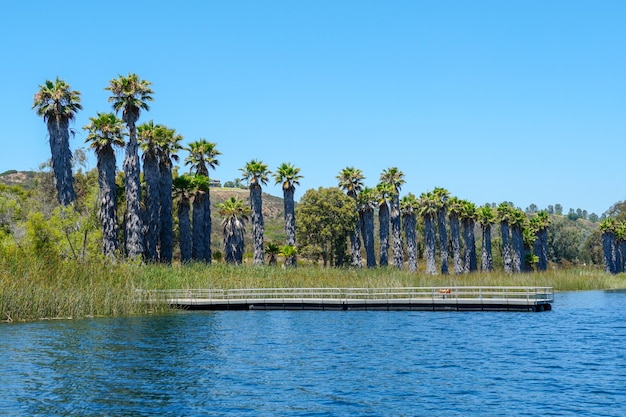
[599,218,618,274]
[218,196,251,264]
[400,193,419,272]
[106,73,154,259]
[172,174,194,263]
[419,191,438,275]
[337,167,365,268]
[376,182,394,267]
[191,174,210,262]
[476,204,495,272]
[460,200,478,273]
[185,139,221,263]
[137,121,163,262]
[496,202,514,273]
[433,187,450,274]
[358,187,377,268]
[380,167,405,269]
[273,162,303,267]
[157,127,182,264]
[33,77,82,206]
[83,112,125,257]
[530,211,550,271]
[448,197,464,274]
[241,159,270,265]
[510,208,527,273]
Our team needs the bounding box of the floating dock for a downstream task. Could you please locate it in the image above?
[139,287,554,312]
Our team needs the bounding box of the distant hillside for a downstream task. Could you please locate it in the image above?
[0,170,37,189]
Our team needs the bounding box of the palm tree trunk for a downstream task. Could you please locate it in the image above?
[224,218,245,264]
[178,198,192,263]
[203,192,212,263]
[390,196,404,269]
[379,203,390,267]
[159,160,173,264]
[361,209,376,268]
[284,187,296,267]
[501,221,512,273]
[450,213,463,274]
[348,193,362,268]
[602,232,616,273]
[511,225,523,273]
[47,118,76,206]
[250,184,265,265]
[192,192,206,261]
[142,153,160,262]
[123,121,144,258]
[481,225,493,271]
[97,148,119,257]
[425,214,437,275]
[437,208,449,274]
[403,213,417,272]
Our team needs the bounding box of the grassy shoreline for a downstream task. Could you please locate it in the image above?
[2,255,625,323]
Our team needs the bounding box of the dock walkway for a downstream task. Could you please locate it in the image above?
[139,286,554,312]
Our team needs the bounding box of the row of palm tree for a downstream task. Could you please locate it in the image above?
[337,166,551,274]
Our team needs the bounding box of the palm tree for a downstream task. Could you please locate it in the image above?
[33,77,82,206]
[496,202,515,273]
[599,218,618,274]
[172,174,194,263]
[185,139,221,263]
[376,182,394,267]
[137,121,163,262]
[266,242,281,266]
[510,208,527,273]
[448,197,464,274]
[106,73,154,259]
[358,187,377,268]
[274,162,303,267]
[241,159,270,265]
[476,205,495,272]
[460,200,478,273]
[530,211,550,271]
[400,193,419,272]
[380,167,405,269]
[83,112,125,257]
[191,174,210,262]
[337,167,365,268]
[419,191,438,275]
[218,196,251,264]
[433,187,450,274]
[157,127,182,264]
[280,245,297,268]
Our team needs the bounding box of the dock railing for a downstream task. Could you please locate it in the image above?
[139,286,554,305]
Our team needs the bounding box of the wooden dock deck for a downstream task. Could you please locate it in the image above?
[139,286,554,312]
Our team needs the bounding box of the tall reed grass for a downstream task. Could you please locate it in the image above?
[2,251,625,322]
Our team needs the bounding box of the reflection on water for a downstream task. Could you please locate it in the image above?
[1,291,626,416]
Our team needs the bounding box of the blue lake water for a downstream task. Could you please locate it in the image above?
[1,290,626,416]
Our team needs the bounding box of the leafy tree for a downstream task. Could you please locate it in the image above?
[358,187,377,268]
[296,187,357,267]
[380,167,405,269]
[588,213,599,223]
[274,162,303,267]
[33,77,82,206]
[547,216,584,265]
[554,204,563,216]
[106,73,154,259]
[217,196,251,264]
[83,112,125,258]
[241,159,270,265]
[337,167,364,268]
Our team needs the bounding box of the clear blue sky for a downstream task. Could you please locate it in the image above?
[2,0,624,215]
